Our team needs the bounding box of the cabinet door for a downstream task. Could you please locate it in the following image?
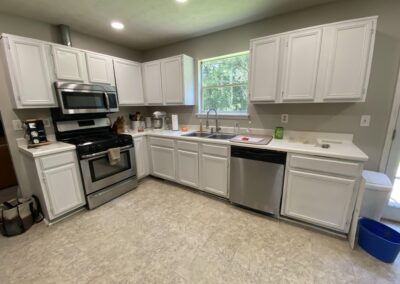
[134,137,150,179]
[43,163,85,218]
[52,46,86,81]
[150,145,176,180]
[282,28,322,101]
[162,56,184,104]
[201,154,228,197]
[7,37,55,107]
[114,59,144,105]
[177,150,199,188]
[282,169,356,232]
[143,61,163,104]
[249,36,281,102]
[321,20,374,101]
[86,53,114,84]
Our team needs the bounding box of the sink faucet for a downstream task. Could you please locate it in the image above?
[206,108,221,134]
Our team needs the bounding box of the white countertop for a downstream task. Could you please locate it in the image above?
[125,129,368,162]
[18,140,76,158]
[17,128,368,162]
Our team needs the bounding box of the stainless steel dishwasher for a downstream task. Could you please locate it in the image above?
[229,146,286,217]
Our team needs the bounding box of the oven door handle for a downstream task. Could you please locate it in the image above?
[81,144,133,159]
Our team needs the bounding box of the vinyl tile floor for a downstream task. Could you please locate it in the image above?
[1,177,399,283]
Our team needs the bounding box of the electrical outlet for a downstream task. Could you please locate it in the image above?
[12,120,23,131]
[281,114,289,124]
[360,115,371,127]
[42,118,51,128]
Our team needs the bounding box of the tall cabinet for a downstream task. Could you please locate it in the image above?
[249,16,377,103]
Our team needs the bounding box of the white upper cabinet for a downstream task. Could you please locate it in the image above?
[143,54,194,105]
[162,56,184,104]
[86,52,115,85]
[281,28,322,102]
[1,35,56,108]
[249,36,281,102]
[51,47,114,85]
[52,46,86,82]
[113,58,144,105]
[142,60,163,104]
[319,19,376,102]
[248,16,377,104]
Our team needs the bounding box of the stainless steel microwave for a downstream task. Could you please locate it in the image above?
[54,82,119,114]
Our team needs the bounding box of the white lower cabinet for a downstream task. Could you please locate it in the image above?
[177,149,199,188]
[148,137,229,197]
[21,150,85,222]
[42,163,85,218]
[134,137,150,179]
[150,145,176,181]
[200,143,229,197]
[281,154,361,233]
[201,154,228,197]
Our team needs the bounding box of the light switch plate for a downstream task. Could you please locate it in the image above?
[281,114,289,124]
[360,115,371,127]
[12,120,23,131]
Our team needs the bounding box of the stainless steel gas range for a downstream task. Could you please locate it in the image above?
[52,114,137,209]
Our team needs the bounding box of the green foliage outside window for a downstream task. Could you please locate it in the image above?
[200,52,249,113]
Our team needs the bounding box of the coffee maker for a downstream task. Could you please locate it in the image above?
[152,111,167,129]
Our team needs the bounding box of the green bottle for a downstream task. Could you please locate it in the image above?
[275,127,284,139]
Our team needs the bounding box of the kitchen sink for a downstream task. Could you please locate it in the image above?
[208,133,237,140]
[182,132,212,138]
[182,132,237,140]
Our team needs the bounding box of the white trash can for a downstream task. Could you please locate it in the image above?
[360,170,393,221]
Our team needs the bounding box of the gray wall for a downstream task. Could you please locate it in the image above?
[0,12,144,196]
[143,0,400,171]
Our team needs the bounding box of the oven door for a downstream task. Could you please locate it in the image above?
[79,146,136,195]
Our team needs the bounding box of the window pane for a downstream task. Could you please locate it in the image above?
[201,85,248,113]
[201,54,248,87]
[201,52,249,114]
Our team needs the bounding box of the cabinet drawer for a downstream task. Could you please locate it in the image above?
[202,144,229,157]
[149,137,174,148]
[177,141,198,152]
[290,154,361,177]
[40,151,75,170]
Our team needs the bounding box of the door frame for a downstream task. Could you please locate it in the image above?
[379,65,400,177]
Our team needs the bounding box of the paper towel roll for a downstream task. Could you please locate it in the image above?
[171,114,179,131]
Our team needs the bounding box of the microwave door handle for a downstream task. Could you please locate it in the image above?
[104,92,110,110]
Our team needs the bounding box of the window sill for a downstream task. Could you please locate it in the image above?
[196,113,250,120]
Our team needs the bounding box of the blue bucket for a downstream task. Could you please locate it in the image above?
[358,218,400,263]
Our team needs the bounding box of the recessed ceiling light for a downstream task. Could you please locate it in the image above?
[111,21,124,30]
[176,0,187,3]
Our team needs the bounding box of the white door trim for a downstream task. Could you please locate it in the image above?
[379,65,400,174]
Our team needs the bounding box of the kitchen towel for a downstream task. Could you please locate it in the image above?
[108,147,121,165]
[171,114,179,131]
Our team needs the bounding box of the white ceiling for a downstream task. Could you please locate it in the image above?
[0,0,340,50]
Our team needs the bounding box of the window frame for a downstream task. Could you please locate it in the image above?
[197,51,250,119]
